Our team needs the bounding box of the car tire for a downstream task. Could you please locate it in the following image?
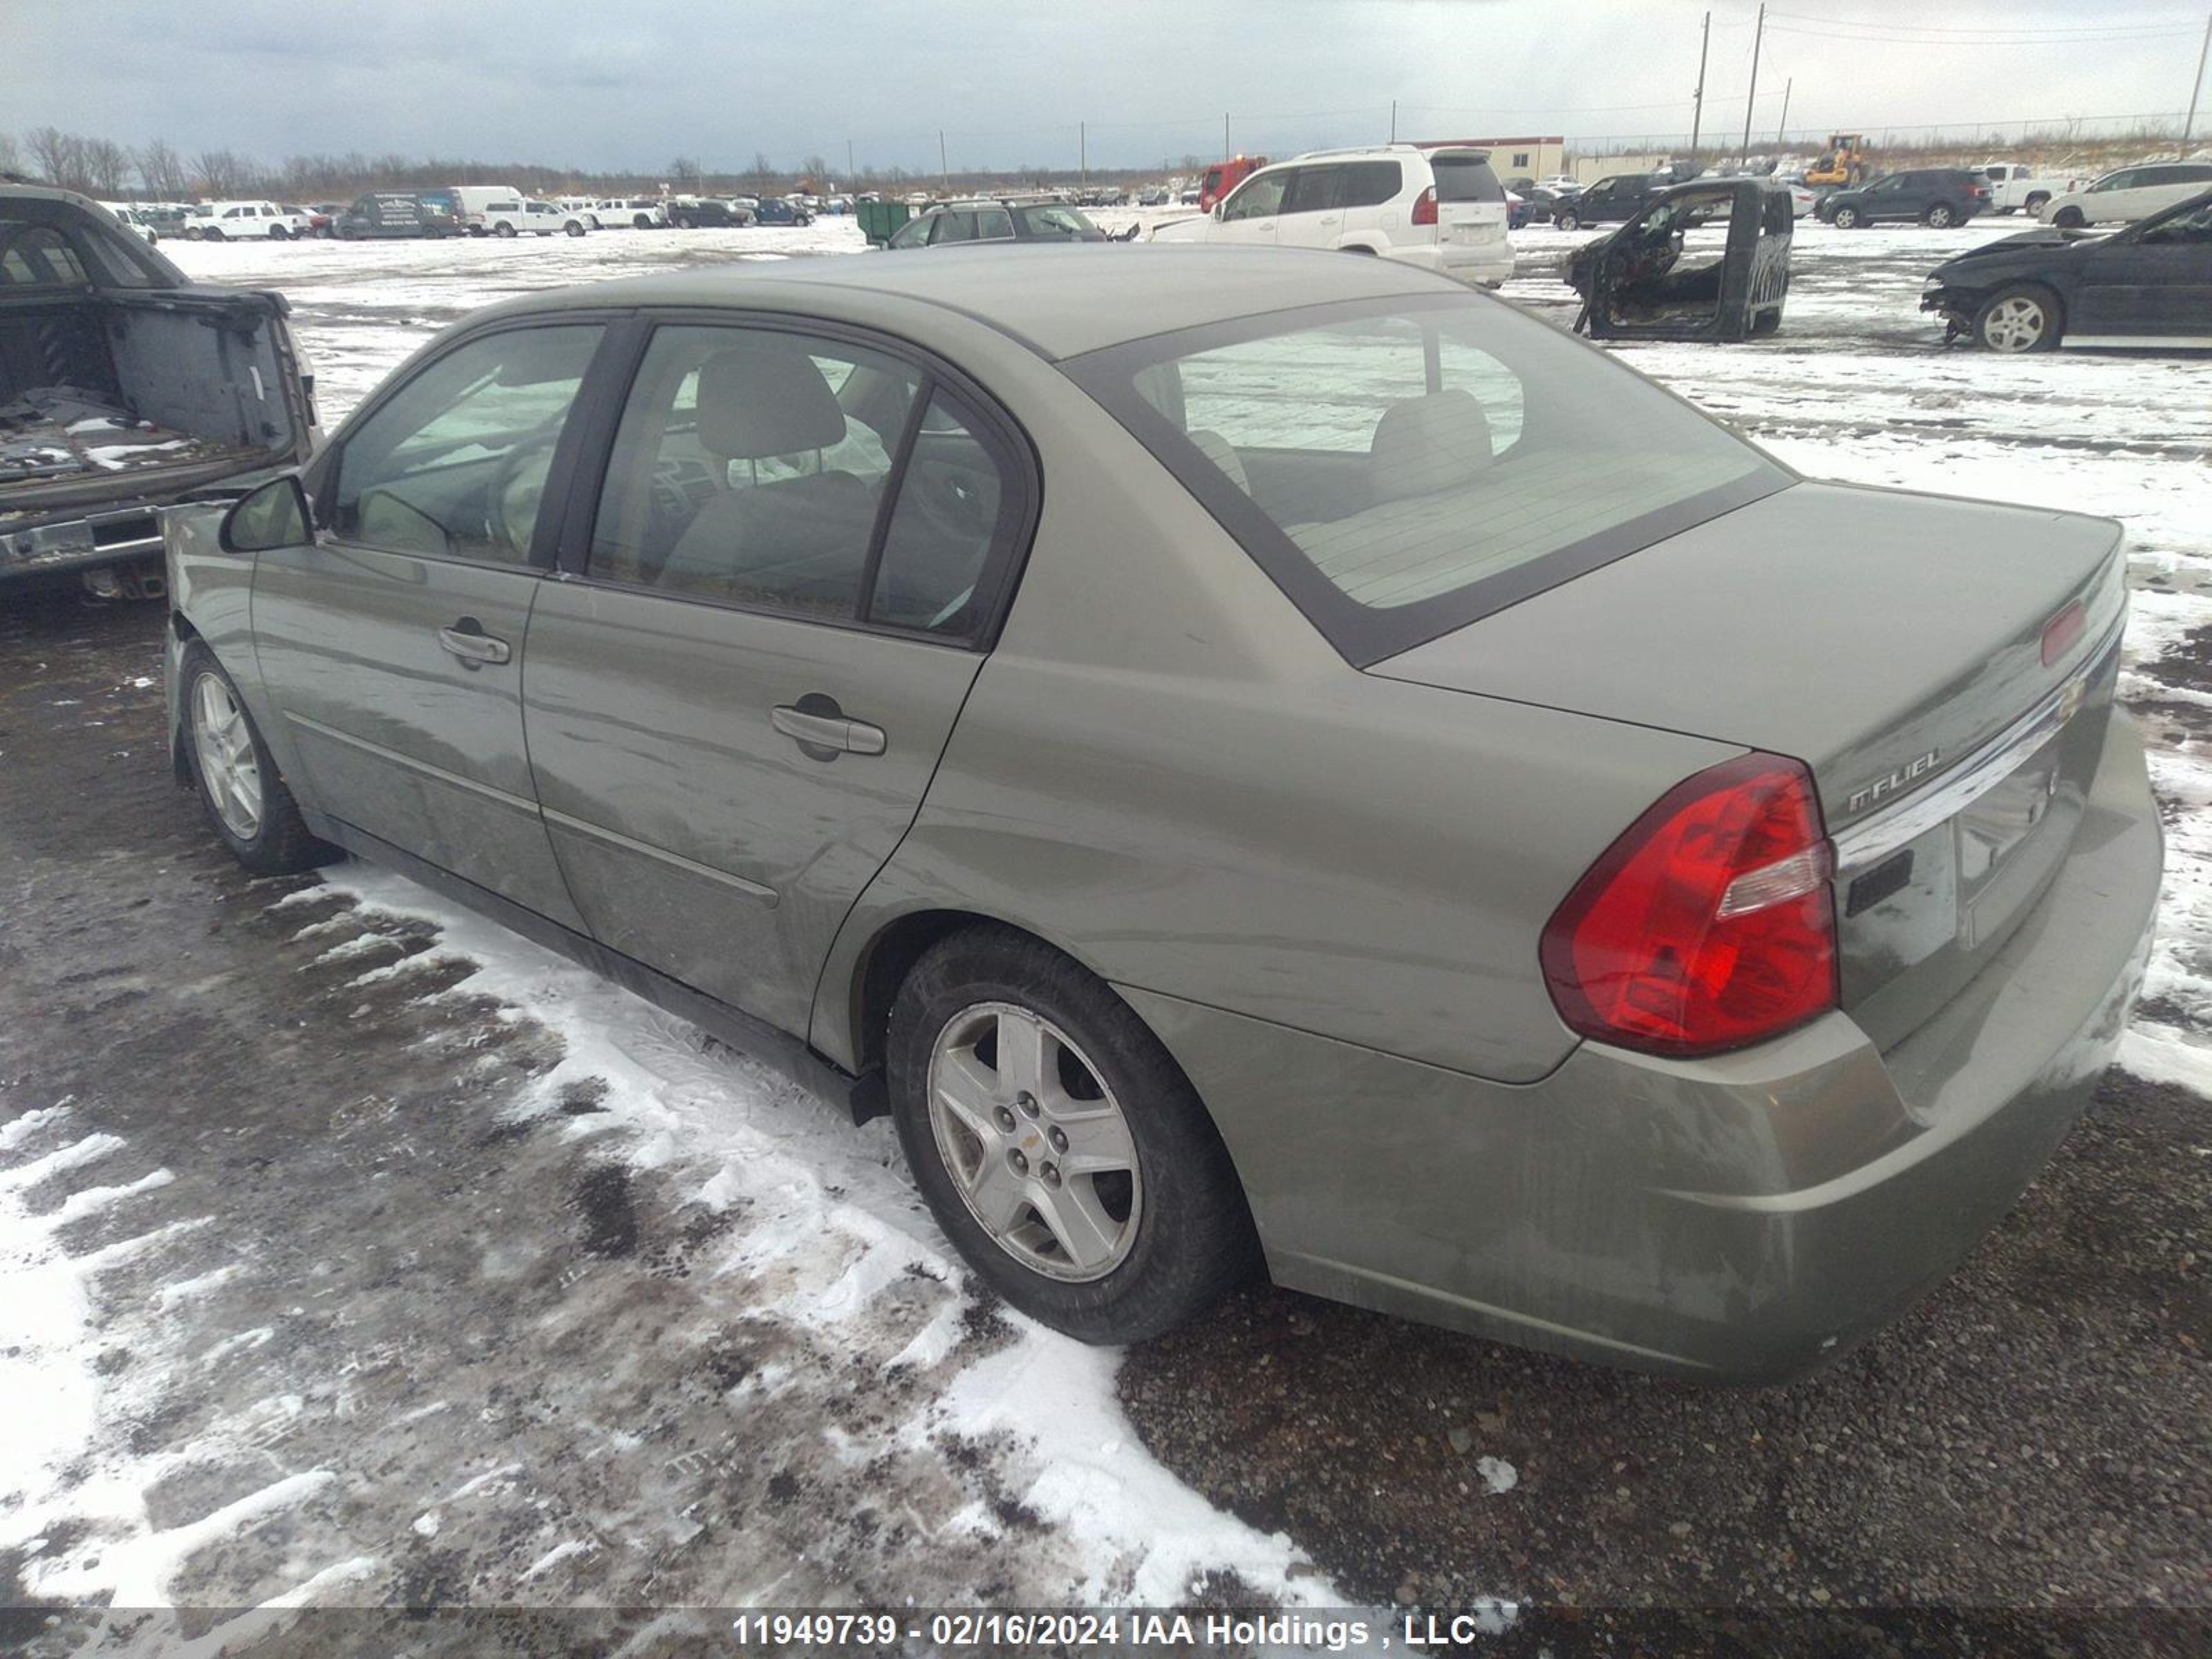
[634,214,653,229]
[1832,204,1863,228]
[1555,208,1580,232]
[1974,283,2063,353]
[2025,192,2051,215]
[268,224,289,239]
[673,214,695,229]
[2053,206,2086,228]
[180,642,339,879]
[886,925,1260,1343]
[202,225,225,241]
[494,221,517,238]
[565,220,585,236]
[1924,203,1958,228]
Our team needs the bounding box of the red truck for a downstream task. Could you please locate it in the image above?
[1198,155,1268,212]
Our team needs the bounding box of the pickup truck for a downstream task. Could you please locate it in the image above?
[1973,162,2081,218]
[1,184,317,598]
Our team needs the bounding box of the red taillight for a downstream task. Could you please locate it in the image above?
[1540,754,1837,1058]
[1412,185,1438,226]
[2041,599,2086,667]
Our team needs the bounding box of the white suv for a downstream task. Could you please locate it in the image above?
[2038,162,2212,227]
[182,200,312,241]
[1151,144,1515,287]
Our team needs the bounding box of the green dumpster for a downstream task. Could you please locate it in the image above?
[856,199,913,247]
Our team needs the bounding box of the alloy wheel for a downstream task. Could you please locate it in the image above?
[1980,294,2049,352]
[926,1002,1141,1282]
[191,672,263,840]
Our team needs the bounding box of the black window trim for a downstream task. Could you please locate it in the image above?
[306,312,628,574]
[1061,291,1792,668]
[544,306,1044,654]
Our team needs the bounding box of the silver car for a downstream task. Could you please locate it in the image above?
[164,247,2161,1381]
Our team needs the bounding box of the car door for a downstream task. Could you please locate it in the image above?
[1212,169,1288,245]
[1275,165,1344,249]
[521,319,1035,1035]
[2072,199,2212,341]
[251,319,612,930]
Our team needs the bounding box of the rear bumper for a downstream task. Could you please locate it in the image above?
[1123,706,2162,1382]
[0,505,167,586]
[1391,243,1517,289]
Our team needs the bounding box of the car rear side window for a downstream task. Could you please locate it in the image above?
[1067,295,1785,665]
[1431,156,1505,203]
[1341,161,1403,208]
[588,325,919,617]
[1283,167,1344,214]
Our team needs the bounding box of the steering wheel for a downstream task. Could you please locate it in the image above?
[487,427,566,558]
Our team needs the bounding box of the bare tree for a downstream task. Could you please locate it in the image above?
[752,150,775,194]
[83,137,131,196]
[669,156,702,187]
[26,126,89,190]
[0,131,20,175]
[135,138,188,200]
[191,147,247,197]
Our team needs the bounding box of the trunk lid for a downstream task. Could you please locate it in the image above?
[1369,480,2128,1047]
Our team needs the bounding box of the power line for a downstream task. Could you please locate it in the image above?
[1765,20,2197,46]
[1764,8,2198,36]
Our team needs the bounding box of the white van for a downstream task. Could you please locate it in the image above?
[2038,162,2212,227]
[1151,144,1515,288]
[447,185,527,234]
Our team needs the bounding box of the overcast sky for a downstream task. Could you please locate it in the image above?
[5,0,2206,176]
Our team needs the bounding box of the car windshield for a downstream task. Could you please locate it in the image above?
[1065,294,1786,664]
[1013,204,1101,239]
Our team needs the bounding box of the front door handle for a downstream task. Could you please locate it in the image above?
[773,702,887,758]
[437,620,511,667]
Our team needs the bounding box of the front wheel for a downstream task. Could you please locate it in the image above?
[2053,206,2086,228]
[887,926,1259,1342]
[1924,203,1957,228]
[1832,204,1862,229]
[1554,208,1580,232]
[1975,283,2063,353]
[181,643,338,877]
[202,225,225,241]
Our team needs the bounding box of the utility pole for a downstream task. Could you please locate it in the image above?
[1740,1,1765,167]
[846,138,854,185]
[939,130,949,196]
[2186,10,2211,144]
[1390,100,1398,142]
[1224,113,1231,156]
[1777,76,1792,147]
[1080,121,1087,189]
[1690,10,1710,156]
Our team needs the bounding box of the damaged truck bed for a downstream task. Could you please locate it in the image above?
[1,182,316,596]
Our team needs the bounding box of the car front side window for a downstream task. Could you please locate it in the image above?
[331,325,603,565]
[1222,172,1288,221]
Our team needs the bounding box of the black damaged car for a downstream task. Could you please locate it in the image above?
[1921,187,2212,353]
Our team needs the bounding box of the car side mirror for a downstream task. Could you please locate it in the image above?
[220,476,311,554]
[1212,202,1225,221]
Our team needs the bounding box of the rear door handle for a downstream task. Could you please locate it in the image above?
[437,620,511,666]
[773,702,886,757]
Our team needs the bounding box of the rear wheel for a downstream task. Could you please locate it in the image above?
[634,213,653,229]
[673,214,695,229]
[494,221,517,238]
[2025,191,2051,215]
[1975,283,2063,353]
[181,642,338,877]
[268,223,290,239]
[565,219,585,236]
[887,926,1259,1342]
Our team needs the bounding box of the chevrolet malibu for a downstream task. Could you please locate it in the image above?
[163,247,2161,1381]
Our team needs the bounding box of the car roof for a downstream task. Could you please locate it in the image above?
[471,243,1450,362]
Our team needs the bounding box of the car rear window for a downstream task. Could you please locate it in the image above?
[1064,294,1786,665]
[1431,155,1505,203]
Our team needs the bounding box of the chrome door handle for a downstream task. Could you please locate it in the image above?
[437,622,511,666]
[773,704,886,757]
